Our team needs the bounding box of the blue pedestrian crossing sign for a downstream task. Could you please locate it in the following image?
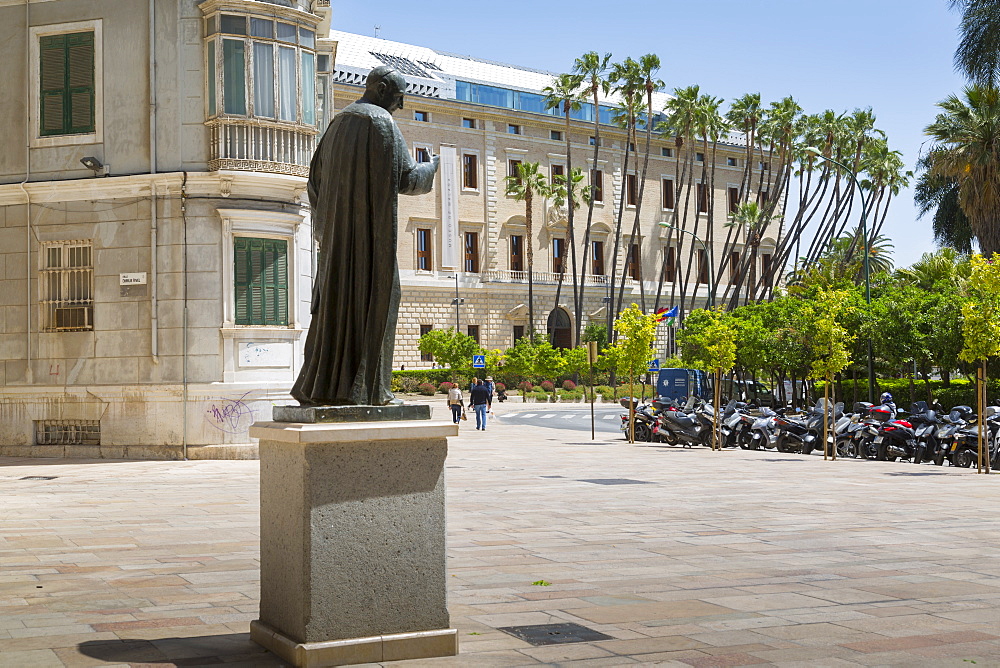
[648,358,661,373]
[472,354,486,368]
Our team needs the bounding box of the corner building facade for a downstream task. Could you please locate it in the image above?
[0,0,335,458]
[330,32,777,368]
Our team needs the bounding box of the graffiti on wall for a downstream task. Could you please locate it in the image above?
[205,391,256,434]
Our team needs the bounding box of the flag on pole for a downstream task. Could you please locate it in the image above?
[654,305,680,326]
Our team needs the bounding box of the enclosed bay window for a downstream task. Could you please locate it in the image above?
[206,13,318,126]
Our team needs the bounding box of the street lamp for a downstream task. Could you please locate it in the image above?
[804,146,875,403]
[658,222,714,309]
[449,274,464,332]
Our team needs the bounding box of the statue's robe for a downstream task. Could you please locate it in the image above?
[292,100,436,406]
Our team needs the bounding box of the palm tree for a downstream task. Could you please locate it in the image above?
[657,85,701,321]
[572,51,611,347]
[950,0,1000,85]
[726,93,762,205]
[504,162,550,334]
[543,73,585,344]
[895,247,970,289]
[924,84,1000,255]
[914,151,976,253]
[606,57,644,338]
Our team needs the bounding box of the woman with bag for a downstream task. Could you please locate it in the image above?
[447,384,464,424]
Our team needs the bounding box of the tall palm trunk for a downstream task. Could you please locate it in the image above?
[526,189,535,334]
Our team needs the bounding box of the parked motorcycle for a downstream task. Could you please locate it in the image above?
[874,416,918,462]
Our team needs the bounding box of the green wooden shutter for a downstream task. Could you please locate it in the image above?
[66,32,95,133]
[234,237,251,324]
[40,35,67,135]
[234,238,287,326]
[39,32,94,136]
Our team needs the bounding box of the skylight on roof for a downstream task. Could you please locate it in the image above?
[369,52,431,78]
[418,60,442,71]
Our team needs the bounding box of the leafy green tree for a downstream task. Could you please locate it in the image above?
[582,321,608,350]
[417,328,483,374]
[806,288,855,459]
[611,303,661,442]
[678,307,737,450]
[562,346,590,379]
[533,340,566,384]
[959,253,1000,471]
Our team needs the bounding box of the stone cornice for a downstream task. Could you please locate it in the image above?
[0,171,308,206]
[198,0,322,26]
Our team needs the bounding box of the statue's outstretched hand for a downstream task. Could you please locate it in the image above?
[430,153,440,171]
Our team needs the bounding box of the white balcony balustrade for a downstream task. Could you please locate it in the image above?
[207,118,318,178]
[483,269,614,286]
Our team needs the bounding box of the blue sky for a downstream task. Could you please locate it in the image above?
[331,0,967,267]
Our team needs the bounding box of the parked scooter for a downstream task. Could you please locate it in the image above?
[874,415,918,461]
[948,405,1000,467]
[745,406,781,450]
[653,398,715,447]
[934,405,974,465]
[909,401,944,464]
[619,397,660,442]
[773,400,842,455]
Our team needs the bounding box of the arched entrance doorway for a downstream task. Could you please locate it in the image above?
[547,308,572,349]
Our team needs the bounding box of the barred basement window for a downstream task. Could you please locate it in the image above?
[35,420,100,446]
[234,237,288,326]
[40,241,93,332]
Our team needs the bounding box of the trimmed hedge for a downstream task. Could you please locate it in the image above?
[814,377,1000,410]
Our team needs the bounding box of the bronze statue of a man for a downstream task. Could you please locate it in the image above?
[292,66,439,406]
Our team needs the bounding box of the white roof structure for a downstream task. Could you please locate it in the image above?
[329,30,673,109]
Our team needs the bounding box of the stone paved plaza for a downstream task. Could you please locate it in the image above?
[2,401,1000,667]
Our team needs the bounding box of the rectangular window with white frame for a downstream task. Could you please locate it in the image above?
[416,228,433,271]
[40,241,94,332]
[30,20,103,147]
[462,152,479,190]
[233,237,288,326]
[626,173,638,207]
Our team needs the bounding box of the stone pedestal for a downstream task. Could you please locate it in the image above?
[249,419,459,666]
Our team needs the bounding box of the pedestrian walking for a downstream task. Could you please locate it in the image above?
[469,379,490,430]
[485,376,495,413]
[447,384,464,424]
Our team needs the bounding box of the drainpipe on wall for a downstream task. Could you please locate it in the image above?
[148,0,156,174]
[181,172,189,461]
[20,0,32,386]
[150,184,158,362]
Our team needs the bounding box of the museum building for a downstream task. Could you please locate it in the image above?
[328,31,777,368]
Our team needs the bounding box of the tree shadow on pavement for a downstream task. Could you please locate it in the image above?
[78,634,284,667]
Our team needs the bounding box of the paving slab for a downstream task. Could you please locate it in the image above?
[2,398,1000,665]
